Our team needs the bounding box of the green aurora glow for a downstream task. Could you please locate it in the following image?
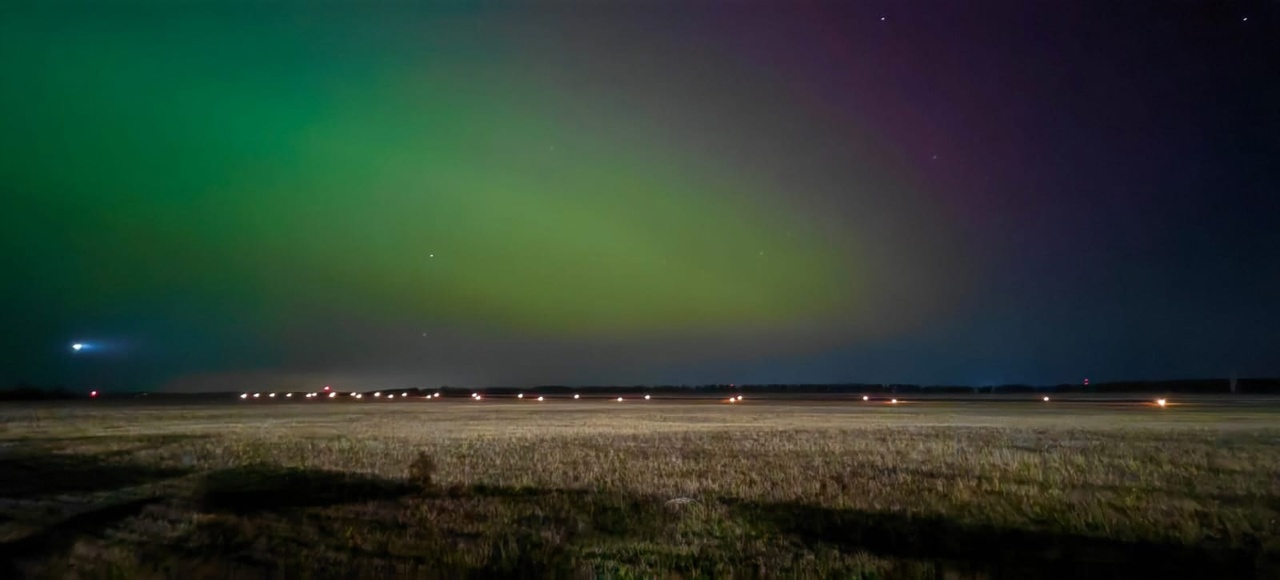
[2,12,865,340]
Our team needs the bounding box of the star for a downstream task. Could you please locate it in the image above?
[880,16,886,22]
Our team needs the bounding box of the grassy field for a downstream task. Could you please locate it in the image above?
[1,398,1278,578]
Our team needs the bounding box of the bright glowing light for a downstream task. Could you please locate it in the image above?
[644,394,651,400]
[537,396,544,402]
[388,394,395,399]
[433,393,441,398]
[472,393,479,398]
[253,393,260,398]
[324,385,331,391]
[374,392,382,397]
[518,393,524,398]
[89,390,98,397]
[617,397,623,402]
[890,398,898,404]
[737,395,744,401]
[286,393,292,398]
[240,393,248,399]
[402,392,408,397]
[269,393,276,398]
[574,394,580,399]
[328,392,336,398]
[1156,398,1167,407]
[72,343,84,351]
[475,395,482,400]
[727,397,735,403]
[1043,396,1050,402]
[356,393,363,399]
[862,395,869,401]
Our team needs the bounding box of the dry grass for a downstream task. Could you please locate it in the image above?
[1,400,1278,578]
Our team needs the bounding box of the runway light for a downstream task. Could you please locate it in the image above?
[387,394,395,399]
[890,398,898,404]
[240,393,248,399]
[253,393,260,398]
[328,392,336,398]
[617,397,623,402]
[402,392,408,398]
[737,395,744,401]
[644,394,651,400]
[286,393,292,398]
[89,390,98,398]
[537,396,544,402]
[862,395,869,401]
[573,394,580,399]
[471,393,478,398]
[727,397,735,403]
[355,393,363,399]
[433,393,441,398]
[518,393,524,399]
[475,395,482,400]
[269,393,276,398]
[1156,398,1167,407]
[374,392,381,398]
[1043,396,1050,402]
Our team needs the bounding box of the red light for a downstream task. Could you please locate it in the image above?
[89,390,98,397]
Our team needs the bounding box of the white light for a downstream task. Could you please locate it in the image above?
[573,394,580,399]
[472,393,478,398]
[270,393,277,398]
[240,393,248,399]
[518,393,524,398]
[617,397,623,402]
[1043,396,1050,402]
[537,396,544,401]
[402,392,408,397]
[727,397,735,403]
[475,395,482,400]
[329,392,336,398]
[374,392,381,397]
[286,393,292,398]
[434,393,440,398]
[644,394,651,400]
[355,393,363,399]
[1156,398,1167,407]
[72,343,84,351]
[890,398,898,404]
[388,394,395,399]
[253,393,260,398]
[862,395,869,401]
[737,395,744,401]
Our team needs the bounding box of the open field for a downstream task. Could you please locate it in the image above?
[2,398,1279,578]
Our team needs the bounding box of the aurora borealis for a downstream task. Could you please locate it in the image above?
[2,2,1277,390]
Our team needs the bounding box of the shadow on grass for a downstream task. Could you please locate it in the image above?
[733,500,1265,579]
[194,465,417,514]
[0,497,159,576]
[0,453,191,498]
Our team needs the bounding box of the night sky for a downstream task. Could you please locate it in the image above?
[2,1,1277,392]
